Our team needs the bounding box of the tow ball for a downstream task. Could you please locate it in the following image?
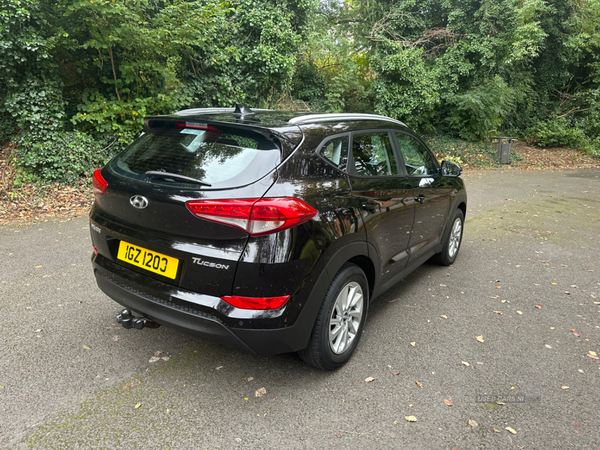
[116,309,160,330]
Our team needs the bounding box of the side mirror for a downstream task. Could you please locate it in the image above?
[441,160,462,177]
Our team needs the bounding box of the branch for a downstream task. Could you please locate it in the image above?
[101,137,119,152]
[189,56,198,77]
[556,105,597,119]
[107,45,120,101]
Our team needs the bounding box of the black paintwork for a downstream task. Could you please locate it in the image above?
[90,109,467,355]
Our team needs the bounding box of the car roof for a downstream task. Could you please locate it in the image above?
[172,107,407,129]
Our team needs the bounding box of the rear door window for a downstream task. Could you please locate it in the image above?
[351,132,398,176]
[111,122,281,188]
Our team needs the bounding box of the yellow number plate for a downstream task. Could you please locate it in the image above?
[117,241,179,279]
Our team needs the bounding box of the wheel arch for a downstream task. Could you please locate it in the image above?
[347,255,376,300]
[456,200,467,219]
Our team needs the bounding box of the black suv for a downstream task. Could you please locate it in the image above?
[90,105,466,370]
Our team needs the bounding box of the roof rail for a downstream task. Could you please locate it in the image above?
[175,107,272,116]
[288,113,406,127]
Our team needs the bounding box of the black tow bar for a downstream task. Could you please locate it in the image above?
[116,309,161,330]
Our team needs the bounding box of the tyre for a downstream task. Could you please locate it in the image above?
[299,264,369,370]
[434,209,464,266]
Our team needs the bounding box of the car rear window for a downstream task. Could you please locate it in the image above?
[110,122,281,188]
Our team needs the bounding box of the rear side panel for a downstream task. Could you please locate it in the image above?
[232,128,367,329]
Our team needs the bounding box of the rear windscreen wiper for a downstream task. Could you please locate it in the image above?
[145,171,212,187]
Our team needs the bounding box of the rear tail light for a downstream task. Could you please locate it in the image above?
[186,198,317,236]
[221,295,290,310]
[92,169,108,195]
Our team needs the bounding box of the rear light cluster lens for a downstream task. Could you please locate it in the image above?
[221,295,290,310]
[186,198,317,236]
[92,169,108,195]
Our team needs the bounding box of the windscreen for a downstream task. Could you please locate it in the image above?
[111,122,280,188]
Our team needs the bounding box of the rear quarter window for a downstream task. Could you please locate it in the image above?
[111,123,281,188]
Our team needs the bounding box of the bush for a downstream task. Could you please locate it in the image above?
[14,131,112,185]
[526,120,588,149]
[444,76,516,141]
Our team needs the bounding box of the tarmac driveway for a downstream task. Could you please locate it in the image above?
[1,169,599,449]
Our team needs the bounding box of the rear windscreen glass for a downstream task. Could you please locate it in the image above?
[111,123,280,188]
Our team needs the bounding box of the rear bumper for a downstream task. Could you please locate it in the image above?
[93,260,319,355]
[95,270,256,353]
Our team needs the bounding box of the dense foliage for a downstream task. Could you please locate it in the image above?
[1,0,599,184]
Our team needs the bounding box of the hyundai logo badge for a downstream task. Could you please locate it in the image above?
[130,195,149,209]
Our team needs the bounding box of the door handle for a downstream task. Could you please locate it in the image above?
[415,194,425,204]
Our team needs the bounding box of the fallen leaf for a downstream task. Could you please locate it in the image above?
[410,342,416,347]
[517,310,523,315]
[122,382,134,390]
[589,351,597,356]
[148,356,160,363]
[545,344,553,349]
[561,386,569,390]
[216,366,223,370]
[82,344,90,350]
[35,265,42,269]
[476,335,485,343]
[493,310,503,315]
[506,427,517,435]
[493,428,500,433]
[573,332,580,337]
[468,419,478,428]
[501,300,508,303]
[392,371,400,376]
[255,387,267,397]
[393,420,398,425]
[161,357,170,361]
[153,351,163,356]
[570,328,576,332]
[440,315,448,319]
[247,377,254,381]
[594,302,600,305]
[365,377,375,383]
[462,361,470,367]
[405,415,417,422]
[496,402,505,405]
[444,399,453,406]
[588,353,599,360]
[535,304,541,309]
[244,397,248,400]
[135,402,141,409]
[552,282,558,285]
[415,380,423,388]
[495,286,501,289]
[477,362,484,365]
